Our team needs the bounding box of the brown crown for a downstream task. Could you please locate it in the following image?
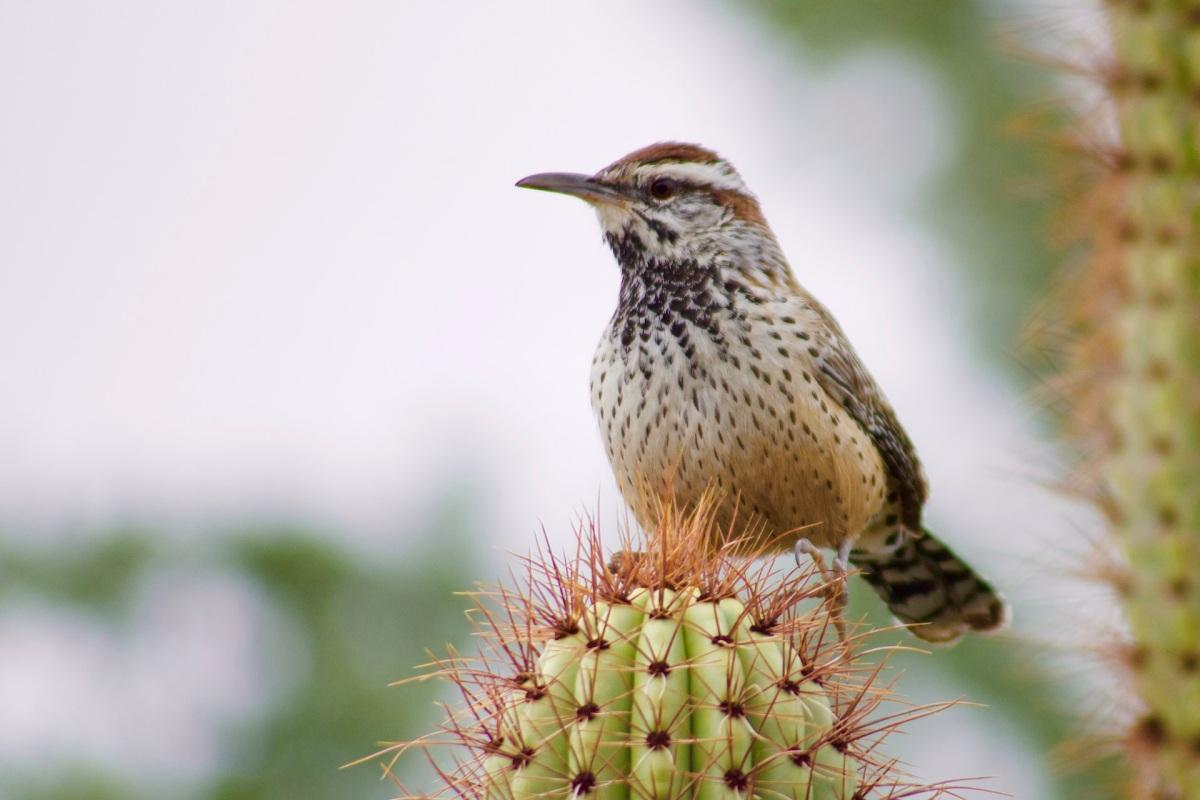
[604,141,722,170]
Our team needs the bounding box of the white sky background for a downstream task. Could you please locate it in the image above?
[0,1,1106,797]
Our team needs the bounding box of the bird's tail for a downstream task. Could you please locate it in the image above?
[849,527,1008,644]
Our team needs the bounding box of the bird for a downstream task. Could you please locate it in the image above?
[516,142,1007,643]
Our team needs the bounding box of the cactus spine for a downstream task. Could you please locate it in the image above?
[1054,2,1200,795]
[385,501,962,800]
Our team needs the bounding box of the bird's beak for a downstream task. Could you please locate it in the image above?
[515,172,625,205]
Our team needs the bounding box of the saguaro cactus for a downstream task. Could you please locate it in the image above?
[1049,2,1200,796]
[381,501,963,799]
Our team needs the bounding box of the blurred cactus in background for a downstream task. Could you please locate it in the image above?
[383,501,966,800]
[1042,2,1200,796]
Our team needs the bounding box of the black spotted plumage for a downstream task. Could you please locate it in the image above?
[605,229,728,360]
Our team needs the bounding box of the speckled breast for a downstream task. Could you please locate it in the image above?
[589,309,888,551]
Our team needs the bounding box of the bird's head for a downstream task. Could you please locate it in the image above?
[517,142,772,266]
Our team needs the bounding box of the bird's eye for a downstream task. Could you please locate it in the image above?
[649,177,678,200]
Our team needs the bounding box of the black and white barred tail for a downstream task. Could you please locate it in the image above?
[850,528,1008,644]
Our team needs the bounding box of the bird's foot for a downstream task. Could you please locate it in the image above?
[793,538,850,643]
[606,549,643,582]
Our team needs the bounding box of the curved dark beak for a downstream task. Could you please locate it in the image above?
[515,172,624,205]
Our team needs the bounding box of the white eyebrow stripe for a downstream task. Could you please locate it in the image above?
[632,161,748,193]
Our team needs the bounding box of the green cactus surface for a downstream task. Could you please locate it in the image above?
[383,502,962,800]
[488,588,857,800]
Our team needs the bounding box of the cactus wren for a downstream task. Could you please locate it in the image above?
[517,142,1007,643]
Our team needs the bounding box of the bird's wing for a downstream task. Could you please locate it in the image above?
[804,301,928,529]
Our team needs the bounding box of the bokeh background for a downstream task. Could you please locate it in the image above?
[0,2,1116,798]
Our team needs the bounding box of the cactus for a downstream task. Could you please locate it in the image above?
[1044,2,1200,796]
[380,500,966,799]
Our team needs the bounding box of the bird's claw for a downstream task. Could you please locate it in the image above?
[793,537,850,643]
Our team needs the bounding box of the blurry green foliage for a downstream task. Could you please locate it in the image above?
[0,532,155,616]
[0,503,479,800]
[742,0,1055,366]
[211,526,475,800]
[8,770,128,800]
